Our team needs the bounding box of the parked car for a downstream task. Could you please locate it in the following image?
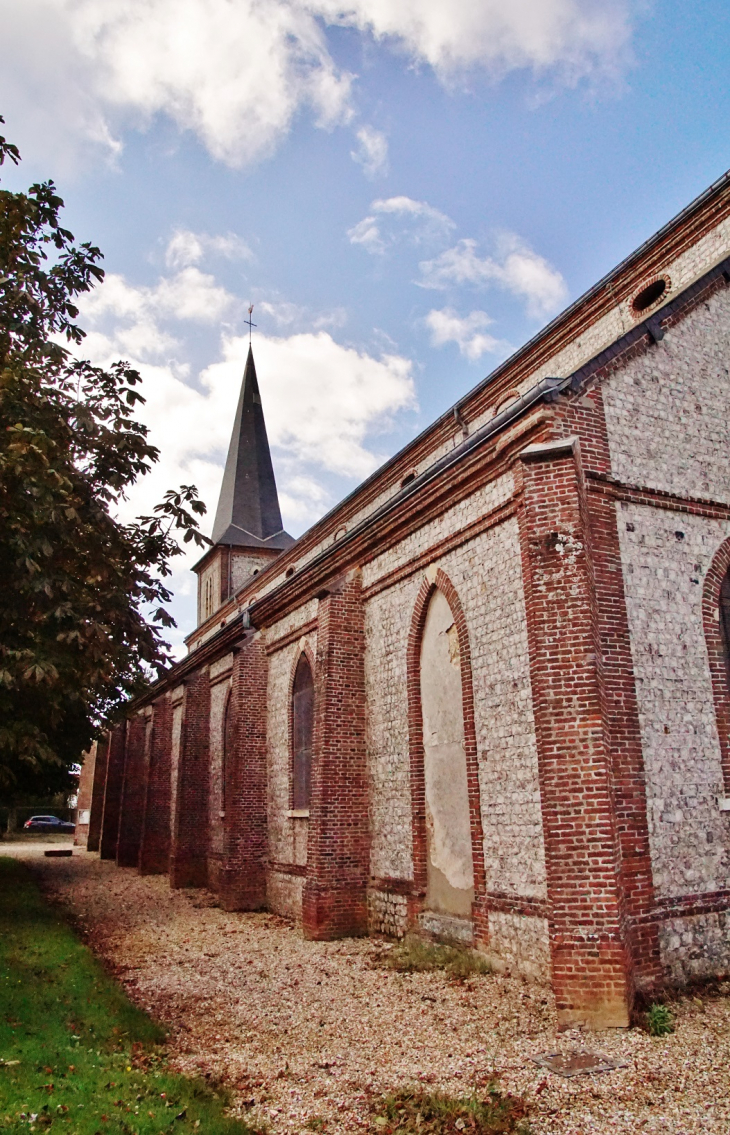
[23,815,75,833]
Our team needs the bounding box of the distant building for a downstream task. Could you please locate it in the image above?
[87,171,730,1029]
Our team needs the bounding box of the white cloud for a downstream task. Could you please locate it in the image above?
[81,266,234,363]
[165,229,252,270]
[419,234,568,319]
[348,215,388,255]
[348,195,454,255]
[317,0,634,83]
[0,0,636,169]
[350,125,389,178]
[425,308,506,360]
[0,0,353,169]
[372,196,453,226]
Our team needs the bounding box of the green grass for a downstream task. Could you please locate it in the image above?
[377,935,492,980]
[0,858,263,1134]
[645,1003,674,1037]
[369,1086,529,1134]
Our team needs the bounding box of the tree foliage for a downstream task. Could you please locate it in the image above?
[0,118,210,791]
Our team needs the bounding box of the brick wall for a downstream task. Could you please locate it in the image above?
[518,438,632,1028]
[86,736,108,853]
[139,696,172,875]
[220,635,269,910]
[170,671,210,888]
[303,571,370,938]
[74,744,95,846]
[116,713,148,868]
[99,724,126,861]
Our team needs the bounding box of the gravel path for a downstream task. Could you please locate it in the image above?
[19,851,730,1135]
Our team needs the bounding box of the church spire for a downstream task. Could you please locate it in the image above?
[211,345,293,550]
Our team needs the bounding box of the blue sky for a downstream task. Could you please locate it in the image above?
[2,0,729,647]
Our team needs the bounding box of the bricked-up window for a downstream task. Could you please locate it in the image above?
[292,654,313,810]
[720,572,730,685]
[222,688,235,814]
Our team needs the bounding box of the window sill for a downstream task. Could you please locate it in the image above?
[287,809,310,819]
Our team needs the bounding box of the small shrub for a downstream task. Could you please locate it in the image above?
[379,935,491,979]
[305,1118,327,1131]
[646,1003,674,1037]
[370,1085,528,1134]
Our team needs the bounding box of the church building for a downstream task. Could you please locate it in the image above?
[87,171,730,1030]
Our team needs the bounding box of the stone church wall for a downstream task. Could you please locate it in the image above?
[207,655,233,890]
[363,471,548,975]
[603,286,730,504]
[603,285,730,982]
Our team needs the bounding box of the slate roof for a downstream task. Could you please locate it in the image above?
[211,346,294,550]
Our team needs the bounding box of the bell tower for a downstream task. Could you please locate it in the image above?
[194,345,293,626]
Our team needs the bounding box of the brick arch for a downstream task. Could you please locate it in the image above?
[407,568,487,936]
[287,642,317,811]
[702,537,730,793]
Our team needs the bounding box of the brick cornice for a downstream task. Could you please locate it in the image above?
[587,472,730,520]
[635,889,730,923]
[265,618,318,655]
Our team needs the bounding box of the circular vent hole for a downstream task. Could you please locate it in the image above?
[632,278,667,313]
[286,566,295,578]
[401,472,416,488]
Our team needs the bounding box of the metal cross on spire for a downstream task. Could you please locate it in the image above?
[244,303,257,343]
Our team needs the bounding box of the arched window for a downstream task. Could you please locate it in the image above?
[721,572,730,686]
[292,654,314,810]
[222,688,235,814]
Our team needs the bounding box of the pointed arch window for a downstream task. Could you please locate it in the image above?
[222,687,235,815]
[292,655,314,810]
[720,571,730,686]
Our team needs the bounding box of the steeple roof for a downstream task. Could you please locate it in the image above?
[211,346,294,550]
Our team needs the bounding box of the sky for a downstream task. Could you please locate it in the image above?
[2,0,729,649]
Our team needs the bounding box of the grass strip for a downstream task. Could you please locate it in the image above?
[369,1086,529,1134]
[0,857,262,1134]
[376,936,492,980]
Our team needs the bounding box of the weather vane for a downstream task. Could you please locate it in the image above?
[245,303,257,344]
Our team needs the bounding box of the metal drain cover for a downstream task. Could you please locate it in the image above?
[531,1051,627,1078]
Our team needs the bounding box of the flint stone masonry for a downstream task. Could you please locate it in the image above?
[367,888,409,938]
[486,911,551,981]
[659,911,730,984]
[617,505,730,897]
[268,868,304,922]
[365,575,420,882]
[603,287,730,503]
